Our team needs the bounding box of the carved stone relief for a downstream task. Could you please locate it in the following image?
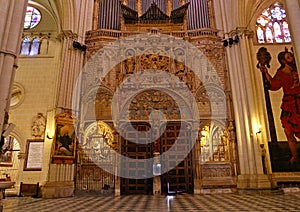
[198,122,230,163]
[31,113,46,138]
[81,31,236,188]
[128,89,180,121]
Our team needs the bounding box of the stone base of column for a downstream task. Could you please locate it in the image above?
[41,181,74,198]
[193,179,202,194]
[153,176,161,195]
[237,174,271,190]
[115,177,120,197]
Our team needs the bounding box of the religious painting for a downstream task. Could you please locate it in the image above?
[52,113,76,163]
[0,136,14,167]
[257,47,300,172]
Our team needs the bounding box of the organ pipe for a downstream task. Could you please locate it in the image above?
[97,0,211,30]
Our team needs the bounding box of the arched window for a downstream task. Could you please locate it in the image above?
[29,38,40,56]
[19,37,41,56]
[20,37,31,55]
[256,2,291,44]
[24,6,41,29]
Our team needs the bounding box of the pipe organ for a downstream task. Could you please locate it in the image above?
[97,0,212,30]
[98,0,120,30]
[186,0,210,29]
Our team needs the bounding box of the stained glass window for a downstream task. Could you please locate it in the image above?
[256,2,291,44]
[24,6,41,29]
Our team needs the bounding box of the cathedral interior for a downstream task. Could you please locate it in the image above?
[1,0,300,202]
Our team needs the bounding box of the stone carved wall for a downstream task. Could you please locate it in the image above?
[82,30,236,189]
[127,89,180,121]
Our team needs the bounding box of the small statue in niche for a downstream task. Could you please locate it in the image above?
[125,57,135,74]
[31,113,46,138]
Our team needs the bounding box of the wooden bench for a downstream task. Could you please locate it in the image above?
[19,182,39,197]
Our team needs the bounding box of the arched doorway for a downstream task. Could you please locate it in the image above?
[0,136,21,196]
[76,121,116,194]
[118,89,195,195]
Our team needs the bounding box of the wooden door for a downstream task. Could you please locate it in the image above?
[160,122,193,194]
[120,123,153,195]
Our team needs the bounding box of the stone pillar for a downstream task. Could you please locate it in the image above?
[56,31,85,111]
[284,0,300,70]
[0,0,28,136]
[228,30,270,189]
[217,0,271,189]
[153,152,161,194]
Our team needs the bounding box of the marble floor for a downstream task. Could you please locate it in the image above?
[2,193,300,212]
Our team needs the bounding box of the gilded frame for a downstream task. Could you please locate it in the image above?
[52,113,76,163]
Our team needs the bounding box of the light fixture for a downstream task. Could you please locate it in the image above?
[234,35,239,43]
[72,41,87,52]
[72,41,81,49]
[223,35,239,48]
[223,40,228,47]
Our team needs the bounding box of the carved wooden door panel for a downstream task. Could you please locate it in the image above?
[160,122,193,194]
[120,123,153,195]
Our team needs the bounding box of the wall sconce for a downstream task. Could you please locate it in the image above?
[73,41,87,52]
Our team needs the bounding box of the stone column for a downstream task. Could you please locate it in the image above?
[0,0,28,139]
[217,0,271,189]
[56,31,85,112]
[153,152,161,195]
[232,32,270,189]
[0,0,28,208]
[284,0,300,70]
[41,0,94,198]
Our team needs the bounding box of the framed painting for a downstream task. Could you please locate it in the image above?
[52,113,76,163]
[24,139,44,171]
[0,136,14,167]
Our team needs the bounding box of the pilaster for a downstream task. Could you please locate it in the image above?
[56,30,85,111]
[222,13,271,188]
